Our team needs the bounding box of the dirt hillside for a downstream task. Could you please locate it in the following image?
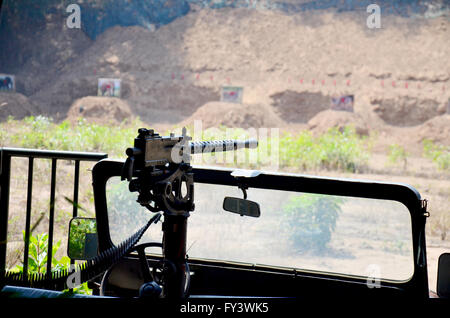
[1,8,448,155]
[307,110,369,136]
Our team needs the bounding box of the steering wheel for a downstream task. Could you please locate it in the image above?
[133,242,191,297]
[132,242,164,283]
[100,241,191,298]
[100,242,163,297]
[128,242,192,298]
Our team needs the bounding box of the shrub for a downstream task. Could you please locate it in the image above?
[280,194,344,253]
[13,231,91,294]
[387,144,408,170]
[279,127,369,172]
[423,139,450,171]
[14,231,69,274]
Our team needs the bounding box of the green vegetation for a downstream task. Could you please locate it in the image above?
[423,139,450,171]
[184,124,370,172]
[279,127,369,172]
[3,116,449,175]
[280,194,345,253]
[1,117,371,173]
[14,231,70,274]
[387,144,408,170]
[12,231,91,294]
[67,218,97,260]
[3,116,142,157]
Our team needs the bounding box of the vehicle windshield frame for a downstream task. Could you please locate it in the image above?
[92,159,428,296]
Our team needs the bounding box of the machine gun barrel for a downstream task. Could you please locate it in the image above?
[189,139,258,155]
[121,128,258,181]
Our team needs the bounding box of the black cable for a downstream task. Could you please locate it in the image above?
[1,213,161,291]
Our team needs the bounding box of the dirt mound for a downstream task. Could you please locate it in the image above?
[181,102,285,129]
[0,92,40,121]
[66,96,134,125]
[414,114,450,146]
[307,109,369,136]
[370,95,446,127]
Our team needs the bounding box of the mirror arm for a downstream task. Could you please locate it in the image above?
[241,187,247,200]
[235,177,248,200]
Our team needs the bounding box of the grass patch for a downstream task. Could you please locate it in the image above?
[2,116,143,158]
[387,144,408,170]
[423,139,450,171]
[279,127,370,172]
[1,117,372,173]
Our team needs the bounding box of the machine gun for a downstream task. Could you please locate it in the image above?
[121,127,258,300]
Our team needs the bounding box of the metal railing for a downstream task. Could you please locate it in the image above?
[0,147,107,275]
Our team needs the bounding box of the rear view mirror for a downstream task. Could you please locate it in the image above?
[67,217,98,260]
[437,253,450,298]
[223,197,260,218]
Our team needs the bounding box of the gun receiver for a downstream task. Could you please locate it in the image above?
[121,127,258,182]
[120,127,258,216]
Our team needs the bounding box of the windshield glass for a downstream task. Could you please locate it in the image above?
[107,176,414,281]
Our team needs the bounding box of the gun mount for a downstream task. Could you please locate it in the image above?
[120,127,258,300]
